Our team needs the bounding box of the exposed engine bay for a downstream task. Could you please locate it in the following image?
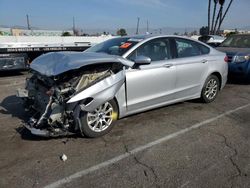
[17,63,124,137]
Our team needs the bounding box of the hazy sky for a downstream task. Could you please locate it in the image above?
[0,0,249,30]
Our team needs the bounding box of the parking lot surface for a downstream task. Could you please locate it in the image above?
[0,72,250,188]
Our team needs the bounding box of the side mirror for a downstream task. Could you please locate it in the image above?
[134,56,151,65]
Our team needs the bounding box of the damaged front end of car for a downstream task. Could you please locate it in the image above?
[17,62,125,137]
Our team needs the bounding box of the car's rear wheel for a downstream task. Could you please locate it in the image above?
[79,99,118,138]
[201,75,220,103]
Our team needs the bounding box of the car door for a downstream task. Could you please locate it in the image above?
[125,37,177,113]
[172,37,210,99]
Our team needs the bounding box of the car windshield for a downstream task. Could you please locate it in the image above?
[85,37,139,56]
[220,35,250,48]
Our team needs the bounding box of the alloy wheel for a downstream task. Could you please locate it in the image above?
[204,78,218,100]
[86,102,114,132]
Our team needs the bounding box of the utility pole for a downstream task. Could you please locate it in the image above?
[146,20,149,33]
[73,16,76,35]
[26,14,31,30]
[136,17,140,35]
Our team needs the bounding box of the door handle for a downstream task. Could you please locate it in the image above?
[163,64,173,68]
[201,59,208,63]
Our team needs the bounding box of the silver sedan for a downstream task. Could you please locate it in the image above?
[19,35,228,138]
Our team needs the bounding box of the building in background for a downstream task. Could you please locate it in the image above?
[223,29,250,36]
[0,27,73,36]
[0,27,12,36]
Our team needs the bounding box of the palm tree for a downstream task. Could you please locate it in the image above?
[208,0,212,34]
[216,0,234,33]
[213,0,225,34]
[211,0,219,34]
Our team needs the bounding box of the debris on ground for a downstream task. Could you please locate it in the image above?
[60,154,67,162]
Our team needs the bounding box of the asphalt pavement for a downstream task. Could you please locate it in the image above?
[0,71,250,188]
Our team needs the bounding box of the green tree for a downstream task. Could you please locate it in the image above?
[0,31,3,36]
[62,31,72,36]
[117,28,127,36]
[200,26,209,35]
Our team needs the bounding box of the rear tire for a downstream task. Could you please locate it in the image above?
[79,99,118,138]
[200,75,220,103]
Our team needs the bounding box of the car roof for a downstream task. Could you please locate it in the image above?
[123,34,191,41]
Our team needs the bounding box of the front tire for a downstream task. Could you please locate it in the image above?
[201,75,220,103]
[79,99,118,138]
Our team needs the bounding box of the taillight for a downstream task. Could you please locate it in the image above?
[224,56,229,63]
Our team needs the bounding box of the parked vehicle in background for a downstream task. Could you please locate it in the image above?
[17,35,228,138]
[198,35,225,47]
[0,36,114,71]
[217,34,250,81]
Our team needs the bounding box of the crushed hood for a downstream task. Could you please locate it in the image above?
[31,51,133,76]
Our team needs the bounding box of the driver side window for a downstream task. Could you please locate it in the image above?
[128,38,171,62]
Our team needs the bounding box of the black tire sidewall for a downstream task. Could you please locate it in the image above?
[79,99,118,138]
[201,75,220,103]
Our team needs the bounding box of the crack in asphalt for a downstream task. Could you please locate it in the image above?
[123,143,159,186]
[239,95,250,101]
[207,130,246,188]
[101,137,108,147]
[9,124,25,141]
[32,180,39,188]
[226,113,246,124]
[99,137,159,183]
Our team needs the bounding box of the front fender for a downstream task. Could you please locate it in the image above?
[67,70,125,112]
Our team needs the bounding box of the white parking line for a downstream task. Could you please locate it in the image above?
[44,103,250,188]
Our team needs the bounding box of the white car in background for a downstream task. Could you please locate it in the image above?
[198,35,225,47]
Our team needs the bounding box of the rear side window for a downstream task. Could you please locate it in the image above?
[197,43,210,54]
[128,38,171,62]
[175,38,210,58]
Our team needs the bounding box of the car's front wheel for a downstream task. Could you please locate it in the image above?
[79,99,118,138]
[201,75,220,103]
